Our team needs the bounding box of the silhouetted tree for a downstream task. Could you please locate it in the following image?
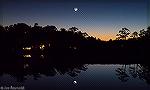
[145,26,150,39]
[34,23,38,26]
[68,27,78,32]
[130,31,138,39]
[60,28,66,32]
[116,28,130,40]
[48,25,57,31]
[139,29,146,38]
[32,23,42,32]
[1,23,150,63]
[0,25,5,32]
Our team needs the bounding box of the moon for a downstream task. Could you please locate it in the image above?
[74,8,78,12]
[73,80,77,84]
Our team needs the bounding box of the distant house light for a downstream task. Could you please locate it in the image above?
[39,44,45,50]
[23,47,31,50]
[23,55,31,57]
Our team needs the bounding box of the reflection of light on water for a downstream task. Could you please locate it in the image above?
[69,46,77,50]
[24,64,29,68]
[40,55,44,59]
[23,55,31,57]
[73,80,77,84]
[48,43,51,47]
[73,47,77,50]
[23,47,31,50]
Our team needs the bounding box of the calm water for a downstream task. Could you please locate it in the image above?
[0,64,150,90]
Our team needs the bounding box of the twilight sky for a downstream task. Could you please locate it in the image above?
[0,0,149,40]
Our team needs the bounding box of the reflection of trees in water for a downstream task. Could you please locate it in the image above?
[116,64,150,84]
[115,65,129,82]
[0,62,88,82]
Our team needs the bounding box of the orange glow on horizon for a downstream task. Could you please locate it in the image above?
[88,31,116,41]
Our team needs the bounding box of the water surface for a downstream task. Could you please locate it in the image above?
[0,64,150,90]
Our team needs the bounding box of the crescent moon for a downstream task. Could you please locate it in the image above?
[74,8,78,12]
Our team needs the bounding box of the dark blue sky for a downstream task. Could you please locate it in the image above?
[0,0,149,40]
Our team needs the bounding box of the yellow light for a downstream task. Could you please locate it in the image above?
[23,47,31,50]
[23,55,31,57]
[40,44,45,50]
[42,45,45,48]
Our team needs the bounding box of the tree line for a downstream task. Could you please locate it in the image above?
[116,27,150,40]
[0,23,150,63]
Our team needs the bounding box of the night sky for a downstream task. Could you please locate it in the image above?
[0,0,149,40]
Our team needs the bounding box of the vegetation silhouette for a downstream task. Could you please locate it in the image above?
[116,28,130,40]
[0,23,150,63]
